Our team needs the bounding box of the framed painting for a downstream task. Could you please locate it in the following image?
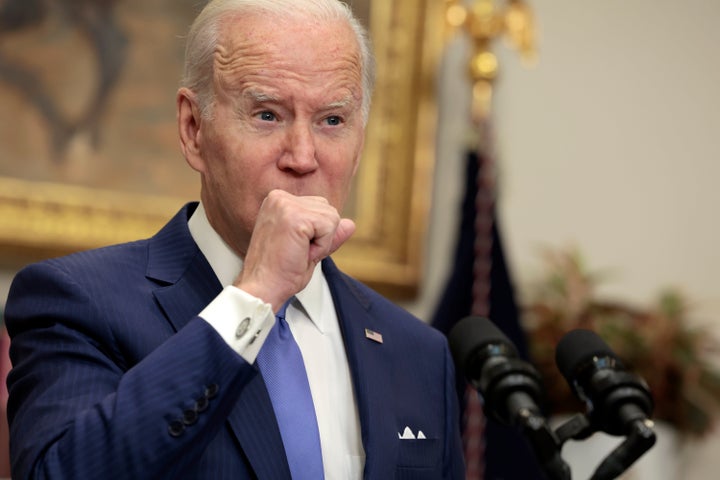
[0,0,445,298]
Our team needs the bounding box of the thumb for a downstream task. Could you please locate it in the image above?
[329,218,356,255]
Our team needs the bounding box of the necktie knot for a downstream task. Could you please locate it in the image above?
[275,298,291,320]
[275,298,292,340]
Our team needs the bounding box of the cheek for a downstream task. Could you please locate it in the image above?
[323,131,363,172]
[199,135,250,204]
[337,135,364,184]
[207,140,282,214]
[323,157,360,210]
[203,129,268,180]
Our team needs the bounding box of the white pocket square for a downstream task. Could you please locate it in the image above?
[398,426,426,440]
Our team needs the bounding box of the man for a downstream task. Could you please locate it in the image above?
[5,0,464,478]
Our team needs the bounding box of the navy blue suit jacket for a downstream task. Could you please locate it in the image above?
[5,203,464,479]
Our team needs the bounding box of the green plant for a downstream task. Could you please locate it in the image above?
[523,248,720,437]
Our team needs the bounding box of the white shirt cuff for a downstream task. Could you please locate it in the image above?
[199,286,274,364]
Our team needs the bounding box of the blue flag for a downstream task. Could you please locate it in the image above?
[432,151,545,479]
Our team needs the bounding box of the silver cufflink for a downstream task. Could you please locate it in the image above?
[235,317,251,339]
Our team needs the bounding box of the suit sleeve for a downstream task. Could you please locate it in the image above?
[5,261,256,480]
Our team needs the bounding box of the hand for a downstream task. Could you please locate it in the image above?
[234,190,355,312]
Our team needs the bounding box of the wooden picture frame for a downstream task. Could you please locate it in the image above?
[0,0,444,298]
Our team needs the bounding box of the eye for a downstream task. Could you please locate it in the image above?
[256,111,277,122]
[324,115,342,126]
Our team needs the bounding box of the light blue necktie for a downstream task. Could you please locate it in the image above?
[257,299,324,479]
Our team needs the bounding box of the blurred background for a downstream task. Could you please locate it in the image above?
[404,1,720,478]
[1,0,719,478]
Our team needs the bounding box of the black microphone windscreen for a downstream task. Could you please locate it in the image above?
[448,316,515,373]
[555,329,617,383]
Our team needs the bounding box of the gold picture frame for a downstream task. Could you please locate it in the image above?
[0,0,444,298]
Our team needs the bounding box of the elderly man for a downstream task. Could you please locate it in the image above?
[5,0,464,478]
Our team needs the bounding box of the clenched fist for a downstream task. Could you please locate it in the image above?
[234,190,355,312]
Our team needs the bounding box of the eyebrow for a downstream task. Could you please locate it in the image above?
[243,90,279,103]
[243,90,357,112]
[324,96,353,110]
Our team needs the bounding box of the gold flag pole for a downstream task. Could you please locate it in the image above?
[445,0,537,123]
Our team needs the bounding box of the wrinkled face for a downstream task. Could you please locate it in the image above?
[178,13,365,256]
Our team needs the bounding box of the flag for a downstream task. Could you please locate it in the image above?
[432,150,544,479]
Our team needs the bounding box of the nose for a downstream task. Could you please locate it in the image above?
[278,121,319,174]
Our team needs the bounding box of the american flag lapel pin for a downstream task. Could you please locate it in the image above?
[364,328,383,344]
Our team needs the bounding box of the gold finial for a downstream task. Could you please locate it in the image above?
[445,0,537,123]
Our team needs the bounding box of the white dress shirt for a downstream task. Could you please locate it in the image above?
[188,203,365,479]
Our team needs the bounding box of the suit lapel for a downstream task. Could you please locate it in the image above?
[323,259,398,480]
[147,205,222,331]
[147,204,290,479]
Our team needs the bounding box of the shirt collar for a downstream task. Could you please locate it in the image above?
[188,202,327,333]
[188,202,242,287]
[294,263,327,334]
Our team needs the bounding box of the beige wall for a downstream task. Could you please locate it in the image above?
[493,0,720,318]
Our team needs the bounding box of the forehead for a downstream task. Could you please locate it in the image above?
[213,13,363,97]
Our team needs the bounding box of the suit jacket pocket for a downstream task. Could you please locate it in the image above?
[396,438,442,480]
[397,438,440,468]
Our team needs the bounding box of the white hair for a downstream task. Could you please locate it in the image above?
[181,0,375,124]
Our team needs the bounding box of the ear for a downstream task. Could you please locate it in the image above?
[177,87,206,173]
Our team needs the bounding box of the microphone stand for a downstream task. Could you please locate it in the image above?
[511,402,571,480]
[552,411,657,480]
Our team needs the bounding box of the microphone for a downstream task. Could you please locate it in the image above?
[555,329,654,436]
[555,329,656,479]
[449,316,544,426]
[449,316,570,480]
